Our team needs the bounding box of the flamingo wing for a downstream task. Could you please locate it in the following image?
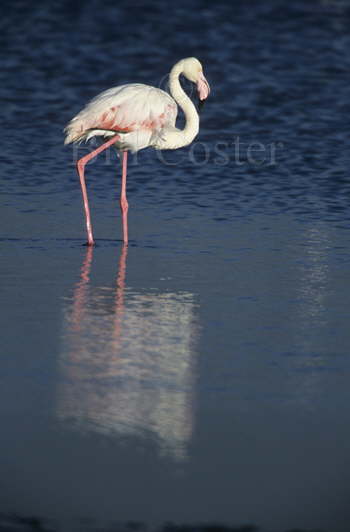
[64,84,178,149]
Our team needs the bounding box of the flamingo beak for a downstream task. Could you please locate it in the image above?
[197,72,210,101]
[197,98,206,113]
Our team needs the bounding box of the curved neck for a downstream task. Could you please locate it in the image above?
[169,60,199,145]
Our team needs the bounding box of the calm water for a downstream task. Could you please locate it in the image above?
[1,1,350,531]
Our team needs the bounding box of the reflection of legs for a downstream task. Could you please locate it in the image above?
[114,244,128,351]
[71,246,94,331]
[76,135,120,245]
[120,151,129,244]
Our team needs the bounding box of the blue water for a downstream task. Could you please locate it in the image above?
[1,1,350,531]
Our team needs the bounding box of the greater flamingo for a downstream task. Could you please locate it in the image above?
[64,57,210,245]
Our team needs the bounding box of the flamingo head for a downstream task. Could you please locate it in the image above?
[182,57,210,101]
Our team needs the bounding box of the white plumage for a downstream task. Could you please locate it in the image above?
[64,84,178,152]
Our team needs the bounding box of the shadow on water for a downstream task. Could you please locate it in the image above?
[0,515,327,532]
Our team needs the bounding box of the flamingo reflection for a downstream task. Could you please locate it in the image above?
[56,246,198,461]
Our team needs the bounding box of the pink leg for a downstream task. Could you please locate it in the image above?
[76,135,120,245]
[120,151,129,244]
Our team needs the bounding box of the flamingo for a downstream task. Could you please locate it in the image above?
[64,57,210,246]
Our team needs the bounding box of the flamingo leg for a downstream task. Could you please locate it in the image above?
[120,150,129,244]
[76,134,120,245]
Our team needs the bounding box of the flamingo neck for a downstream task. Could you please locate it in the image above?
[169,60,199,147]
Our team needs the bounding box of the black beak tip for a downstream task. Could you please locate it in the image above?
[198,98,206,113]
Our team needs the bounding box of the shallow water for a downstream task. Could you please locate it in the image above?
[1,0,350,531]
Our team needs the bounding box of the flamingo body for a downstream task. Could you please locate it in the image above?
[64,57,210,245]
[64,84,178,152]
